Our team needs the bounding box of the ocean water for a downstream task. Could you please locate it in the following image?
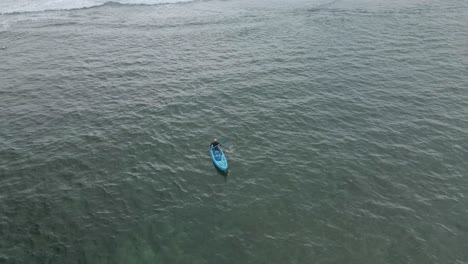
[1,0,468,263]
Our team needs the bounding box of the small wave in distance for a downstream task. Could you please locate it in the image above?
[0,0,196,15]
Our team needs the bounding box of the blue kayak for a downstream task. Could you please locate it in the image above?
[209,144,228,172]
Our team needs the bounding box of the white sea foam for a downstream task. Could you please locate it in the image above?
[0,0,195,14]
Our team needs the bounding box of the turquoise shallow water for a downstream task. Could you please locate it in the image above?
[1,0,468,263]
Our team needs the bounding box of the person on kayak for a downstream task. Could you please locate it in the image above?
[211,139,220,148]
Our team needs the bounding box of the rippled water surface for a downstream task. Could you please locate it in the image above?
[1,0,468,263]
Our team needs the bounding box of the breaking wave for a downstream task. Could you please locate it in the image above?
[0,0,196,15]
